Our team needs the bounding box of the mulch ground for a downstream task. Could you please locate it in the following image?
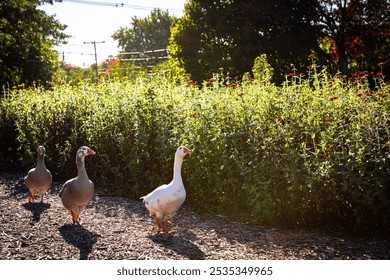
[0,172,388,260]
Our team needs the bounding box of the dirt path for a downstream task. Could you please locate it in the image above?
[0,172,388,260]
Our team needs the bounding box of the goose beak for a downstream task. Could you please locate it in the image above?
[87,149,96,155]
[183,147,191,155]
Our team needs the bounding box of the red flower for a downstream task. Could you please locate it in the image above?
[378,94,388,98]
[241,136,248,142]
[330,96,339,100]
[329,144,335,150]
[237,92,244,97]
[323,152,329,158]
[365,92,373,97]
[308,54,316,58]
[324,117,334,122]
[377,62,385,67]
[187,80,197,86]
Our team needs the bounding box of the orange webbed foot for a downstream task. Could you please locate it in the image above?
[71,212,80,225]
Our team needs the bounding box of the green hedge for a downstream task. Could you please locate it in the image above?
[1,70,389,231]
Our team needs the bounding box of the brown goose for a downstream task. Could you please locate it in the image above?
[141,146,190,232]
[59,146,95,224]
[24,146,52,203]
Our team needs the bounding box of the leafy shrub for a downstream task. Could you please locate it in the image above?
[252,54,274,82]
[1,68,389,232]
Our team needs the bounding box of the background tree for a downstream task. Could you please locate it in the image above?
[169,0,320,83]
[169,0,388,84]
[0,0,68,90]
[315,0,389,77]
[112,9,173,52]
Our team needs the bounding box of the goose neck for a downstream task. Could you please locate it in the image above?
[76,157,88,178]
[172,155,184,181]
[37,154,45,168]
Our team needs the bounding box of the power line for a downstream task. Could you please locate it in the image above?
[63,0,184,12]
[57,51,96,56]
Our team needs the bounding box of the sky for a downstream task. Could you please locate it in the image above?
[39,0,187,67]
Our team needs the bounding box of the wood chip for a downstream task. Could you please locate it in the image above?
[0,172,388,260]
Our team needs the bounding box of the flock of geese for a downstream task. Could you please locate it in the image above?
[24,145,190,232]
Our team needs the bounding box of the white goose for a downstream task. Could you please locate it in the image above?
[59,146,95,224]
[141,146,190,232]
[24,146,52,203]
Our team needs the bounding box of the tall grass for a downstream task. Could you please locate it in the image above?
[1,68,389,231]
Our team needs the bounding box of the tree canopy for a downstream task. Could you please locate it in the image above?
[169,0,389,83]
[112,9,174,52]
[0,0,68,90]
[316,0,389,77]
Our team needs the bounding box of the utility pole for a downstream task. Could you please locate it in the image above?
[84,41,105,80]
[61,51,65,69]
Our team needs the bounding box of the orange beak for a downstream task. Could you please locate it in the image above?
[183,147,191,155]
[87,148,96,155]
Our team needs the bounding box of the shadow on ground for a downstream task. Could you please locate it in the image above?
[149,231,205,260]
[22,202,51,222]
[59,224,99,260]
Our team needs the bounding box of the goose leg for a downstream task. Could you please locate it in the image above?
[71,211,80,225]
[40,194,44,203]
[162,220,169,232]
[152,215,164,232]
[163,222,168,232]
[73,214,80,225]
